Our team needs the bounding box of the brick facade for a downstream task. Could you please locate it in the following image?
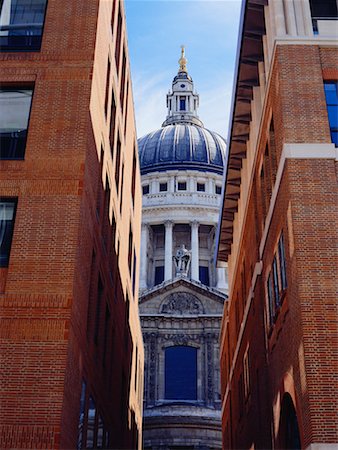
[0,0,143,448]
[217,1,338,449]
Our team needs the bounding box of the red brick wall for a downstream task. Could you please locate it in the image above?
[221,45,338,448]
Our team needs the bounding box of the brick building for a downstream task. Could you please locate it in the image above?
[216,0,337,449]
[0,0,143,448]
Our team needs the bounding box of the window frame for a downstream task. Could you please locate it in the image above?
[0,197,18,267]
[0,85,34,160]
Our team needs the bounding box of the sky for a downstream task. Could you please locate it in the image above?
[124,0,242,139]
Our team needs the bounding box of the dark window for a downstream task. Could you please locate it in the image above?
[119,162,124,213]
[165,346,197,400]
[97,414,104,449]
[0,87,33,159]
[215,185,222,195]
[120,48,126,108]
[179,96,186,111]
[115,8,122,72]
[131,150,136,204]
[0,198,17,267]
[267,273,274,325]
[324,81,338,146]
[109,91,116,151]
[197,182,205,192]
[77,380,87,450]
[278,232,287,291]
[177,181,186,191]
[0,0,47,51]
[132,250,136,295]
[124,81,129,135]
[309,0,338,18]
[104,58,111,118]
[272,256,280,309]
[154,265,164,285]
[199,266,209,286]
[142,184,149,195]
[111,0,116,34]
[128,223,133,273]
[115,135,121,191]
[159,182,167,192]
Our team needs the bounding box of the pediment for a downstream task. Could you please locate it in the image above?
[139,278,227,316]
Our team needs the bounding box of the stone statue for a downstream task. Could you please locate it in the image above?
[173,244,191,277]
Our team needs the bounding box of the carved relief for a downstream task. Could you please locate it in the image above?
[160,292,204,315]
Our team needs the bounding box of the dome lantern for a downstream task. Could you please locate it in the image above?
[162,47,203,127]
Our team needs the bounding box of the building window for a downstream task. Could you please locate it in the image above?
[267,273,274,325]
[165,346,197,400]
[115,135,121,191]
[109,91,116,151]
[77,380,87,450]
[115,8,122,72]
[177,181,186,191]
[179,96,186,111]
[128,223,133,274]
[197,182,205,192]
[0,198,17,267]
[278,232,287,291]
[120,48,126,108]
[272,256,280,309]
[215,185,222,195]
[154,265,164,285]
[104,57,111,118]
[0,0,47,51]
[86,396,96,449]
[199,266,209,286]
[142,184,149,195]
[0,87,33,159]
[159,182,167,192]
[324,81,338,147]
[243,348,250,400]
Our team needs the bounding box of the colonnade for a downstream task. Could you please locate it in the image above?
[139,221,228,291]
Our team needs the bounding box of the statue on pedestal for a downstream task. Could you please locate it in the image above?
[173,244,191,277]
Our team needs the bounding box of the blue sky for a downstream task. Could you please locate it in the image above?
[124,0,242,138]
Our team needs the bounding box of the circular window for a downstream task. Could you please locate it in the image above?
[180,84,185,88]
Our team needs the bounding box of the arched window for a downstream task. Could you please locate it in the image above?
[165,346,197,400]
[278,393,301,449]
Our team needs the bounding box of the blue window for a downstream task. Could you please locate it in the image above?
[154,265,164,285]
[0,87,33,159]
[179,96,186,111]
[0,0,47,51]
[324,81,338,147]
[199,266,210,286]
[165,345,197,400]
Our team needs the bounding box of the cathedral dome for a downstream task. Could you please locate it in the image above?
[138,124,226,175]
[138,46,226,176]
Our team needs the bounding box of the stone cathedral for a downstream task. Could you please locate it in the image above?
[138,48,228,449]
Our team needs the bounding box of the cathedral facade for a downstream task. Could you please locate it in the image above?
[138,49,228,449]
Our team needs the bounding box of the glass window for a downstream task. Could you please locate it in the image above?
[197,182,205,192]
[0,0,47,51]
[215,185,222,195]
[86,396,96,449]
[165,346,197,400]
[77,380,87,450]
[199,266,209,286]
[154,265,164,285]
[272,256,280,309]
[179,96,186,111]
[159,182,167,192]
[97,414,104,449]
[0,87,33,159]
[324,81,338,147]
[0,198,17,267]
[177,181,186,191]
[267,273,274,325]
[142,184,149,195]
[278,232,287,291]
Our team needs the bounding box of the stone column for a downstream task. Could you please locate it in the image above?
[284,0,297,35]
[190,220,199,281]
[216,261,228,294]
[164,220,173,281]
[139,223,149,290]
[273,0,286,36]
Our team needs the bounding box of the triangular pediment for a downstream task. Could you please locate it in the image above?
[139,278,227,316]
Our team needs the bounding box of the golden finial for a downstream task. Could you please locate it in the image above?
[178,45,188,73]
